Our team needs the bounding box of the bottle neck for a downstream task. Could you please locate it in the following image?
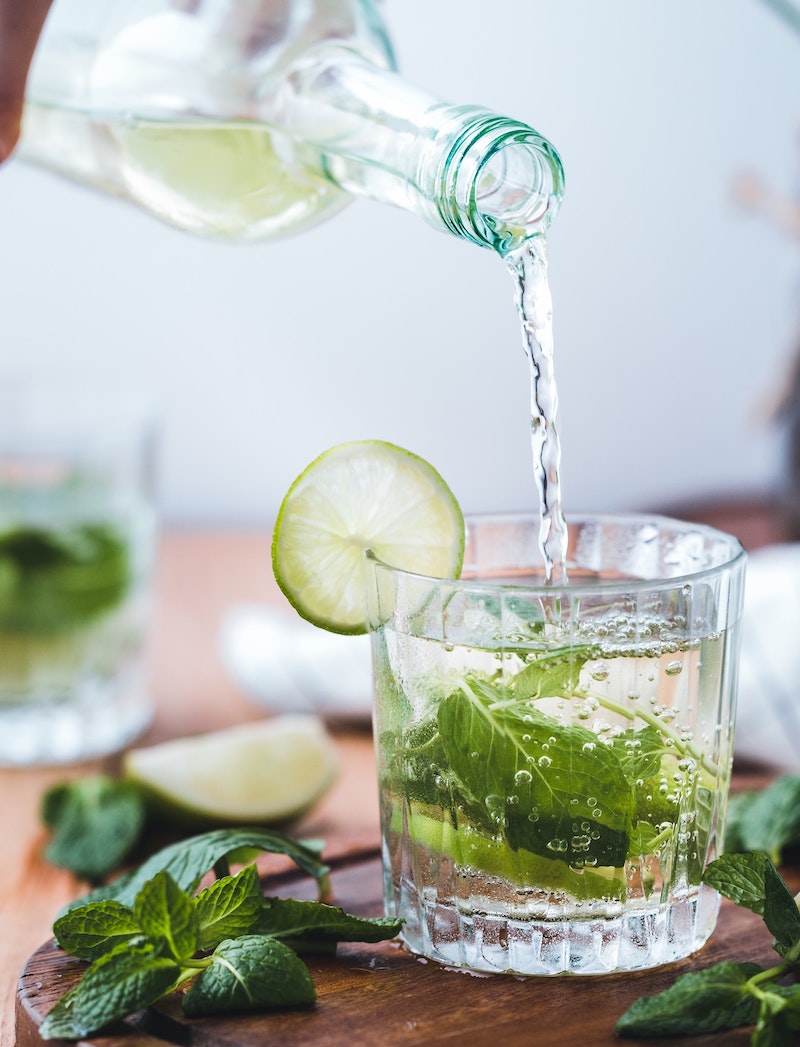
[264,46,564,254]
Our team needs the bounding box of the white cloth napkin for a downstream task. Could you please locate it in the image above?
[219,604,373,721]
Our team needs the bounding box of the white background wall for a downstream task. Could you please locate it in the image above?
[2,0,799,525]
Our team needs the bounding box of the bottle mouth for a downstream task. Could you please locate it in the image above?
[437,112,565,255]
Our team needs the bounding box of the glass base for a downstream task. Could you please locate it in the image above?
[392,881,720,976]
[0,674,152,766]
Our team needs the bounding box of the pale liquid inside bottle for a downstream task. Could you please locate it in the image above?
[23,103,350,241]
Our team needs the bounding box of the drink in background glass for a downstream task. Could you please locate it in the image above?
[370,513,746,975]
[0,381,157,765]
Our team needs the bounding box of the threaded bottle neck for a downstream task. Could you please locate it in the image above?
[418,106,564,254]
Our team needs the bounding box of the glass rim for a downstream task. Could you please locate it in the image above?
[368,510,747,598]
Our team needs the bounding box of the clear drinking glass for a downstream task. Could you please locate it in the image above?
[369,513,746,975]
[0,381,157,765]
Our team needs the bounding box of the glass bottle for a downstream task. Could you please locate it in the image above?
[20,0,564,255]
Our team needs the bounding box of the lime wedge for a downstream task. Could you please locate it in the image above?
[271,441,465,634]
[123,716,338,825]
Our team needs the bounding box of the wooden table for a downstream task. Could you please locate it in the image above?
[0,508,792,1047]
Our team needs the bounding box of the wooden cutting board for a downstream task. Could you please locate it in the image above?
[16,847,791,1047]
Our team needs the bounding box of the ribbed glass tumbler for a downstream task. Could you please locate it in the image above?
[369,513,746,975]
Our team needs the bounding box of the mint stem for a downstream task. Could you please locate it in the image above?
[747,961,795,994]
[585,689,720,779]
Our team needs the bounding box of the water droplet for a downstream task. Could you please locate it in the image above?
[590,663,610,682]
[664,659,683,676]
[538,755,552,769]
[443,641,454,653]
[582,741,595,754]
[514,769,533,785]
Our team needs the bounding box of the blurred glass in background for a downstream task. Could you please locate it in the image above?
[0,380,157,765]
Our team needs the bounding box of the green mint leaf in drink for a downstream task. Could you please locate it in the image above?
[437,675,634,867]
[38,942,181,1040]
[70,828,330,910]
[41,775,146,882]
[181,936,316,1018]
[725,776,800,865]
[0,523,129,633]
[133,872,198,962]
[53,900,143,961]
[614,961,762,1037]
[257,896,402,945]
[609,724,670,782]
[194,864,265,952]
[510,644,595,700]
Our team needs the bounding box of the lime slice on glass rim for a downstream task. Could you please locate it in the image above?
[271,440,465,635]
[123,716,338,825]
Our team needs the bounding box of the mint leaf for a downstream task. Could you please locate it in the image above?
[258,897,402,945]
[438,676,634,866]
[41,775,145,882]
[182,936,315,1017]
[53,901,142,961]
[703,852,800,956]
[194,864,264,952]
[609,725,669,782]
[764,860,800,958]
[511,645,595,700]
[725,776,800,865]
[39,942,180,1040]
[71,828,330,911]
[615,961,762,1037]
[702,851,771,915]
[134,872,197,962]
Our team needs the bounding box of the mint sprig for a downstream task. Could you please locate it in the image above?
[616,851,800,1043]
[40,829,401,1040]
